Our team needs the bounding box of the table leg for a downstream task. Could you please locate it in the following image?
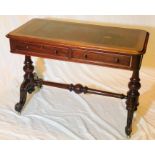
[15,56,42,112]
[125,56,141,136]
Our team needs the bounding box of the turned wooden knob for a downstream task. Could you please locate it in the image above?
[54,49,58,55]
[114,58,119,63]
[26,45,29,49]
[84,54,88,59]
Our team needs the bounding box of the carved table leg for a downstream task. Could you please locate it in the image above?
[15,56,43,113]
[15,80,31,112]
[125,56,141,136]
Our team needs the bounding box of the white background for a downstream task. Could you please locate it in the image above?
[0,15,155,140]
[0,0,155,155]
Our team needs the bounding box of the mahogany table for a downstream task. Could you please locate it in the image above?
[6,18,149,136]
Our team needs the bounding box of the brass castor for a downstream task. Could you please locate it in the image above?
[15,102,24,113]
[125,126,132,137]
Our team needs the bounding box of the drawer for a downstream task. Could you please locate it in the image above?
[15,42,42,52]
[72,49,131,68]
[42,45,69,57]
[14,41,69,58]
[11,40,132,69]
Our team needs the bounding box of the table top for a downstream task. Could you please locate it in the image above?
[7,18,148,55]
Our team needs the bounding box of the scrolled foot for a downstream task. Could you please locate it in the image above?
[15,56,43,113]
[15,103,24,113]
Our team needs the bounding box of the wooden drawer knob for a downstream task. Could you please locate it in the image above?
[26,45,29,49]
[84,54,88,59]
[54,49,58,55]
[114,58,120,63]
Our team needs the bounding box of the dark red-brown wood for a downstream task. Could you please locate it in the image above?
[6,18,149,137]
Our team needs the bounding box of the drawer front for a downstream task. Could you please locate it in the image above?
[14,41,69,58]
[42,45,69,57]
[11,40,132,69]
[72,49,131,68]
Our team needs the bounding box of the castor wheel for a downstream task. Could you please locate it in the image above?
[125,126,132,137]
[15,103,23,113]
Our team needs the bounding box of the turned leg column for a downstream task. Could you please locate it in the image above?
[15,56,42,112]
[15,56,35,112]
[125,55,142,136]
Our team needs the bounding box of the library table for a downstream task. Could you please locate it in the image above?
[6,18,149,136]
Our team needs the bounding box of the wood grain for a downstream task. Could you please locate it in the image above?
[6,18,150,137]
[7,18,148,55]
